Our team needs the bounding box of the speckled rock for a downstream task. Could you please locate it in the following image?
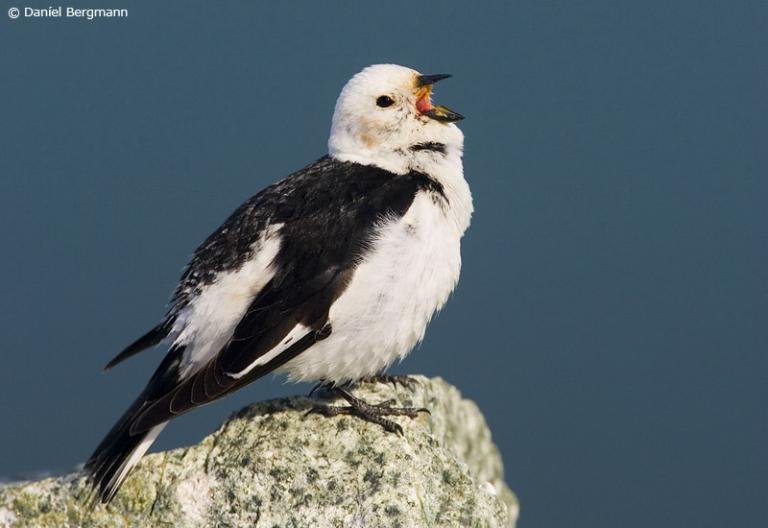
[0,376,518,527]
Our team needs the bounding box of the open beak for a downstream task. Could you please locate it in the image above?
[415,73,464,123]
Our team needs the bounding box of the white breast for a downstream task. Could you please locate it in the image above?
[280,191,467,383]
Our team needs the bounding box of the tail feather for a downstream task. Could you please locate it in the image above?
[103,320,173,371]
[84,398,167,503]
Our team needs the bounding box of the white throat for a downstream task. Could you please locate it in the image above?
[328,113,465,175]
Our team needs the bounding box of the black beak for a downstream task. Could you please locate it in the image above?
[423,106,465,123]
[416,73,452,87]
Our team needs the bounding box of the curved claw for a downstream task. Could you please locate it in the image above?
[389,422,405,436]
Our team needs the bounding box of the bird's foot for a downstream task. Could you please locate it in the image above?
[307,387,428,435]
[361,374,419,390]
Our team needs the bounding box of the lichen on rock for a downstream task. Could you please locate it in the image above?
[0,376,518,527]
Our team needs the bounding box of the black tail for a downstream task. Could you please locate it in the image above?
[83,397,166,503]
[103,319,173,371]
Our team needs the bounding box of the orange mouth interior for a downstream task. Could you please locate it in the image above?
[416,86,433,113]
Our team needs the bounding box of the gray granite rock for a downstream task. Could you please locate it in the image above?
[0,376,518,527]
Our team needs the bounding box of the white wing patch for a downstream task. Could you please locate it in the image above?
[224,323,310,379]
[171,224,283,378]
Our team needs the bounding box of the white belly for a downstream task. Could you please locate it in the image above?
[280,192,464,383]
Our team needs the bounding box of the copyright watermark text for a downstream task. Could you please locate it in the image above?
[8,6,128,21]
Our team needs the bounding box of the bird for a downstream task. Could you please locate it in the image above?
[84,63,473,504]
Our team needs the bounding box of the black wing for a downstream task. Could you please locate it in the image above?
[168,156,438,312]
[124,156,444,432]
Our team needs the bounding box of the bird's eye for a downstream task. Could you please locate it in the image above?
[376,95,395,108]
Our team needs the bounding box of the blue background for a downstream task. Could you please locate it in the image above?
[1,2,766,526]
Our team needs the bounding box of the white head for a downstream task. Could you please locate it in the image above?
[328,64,465,174]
